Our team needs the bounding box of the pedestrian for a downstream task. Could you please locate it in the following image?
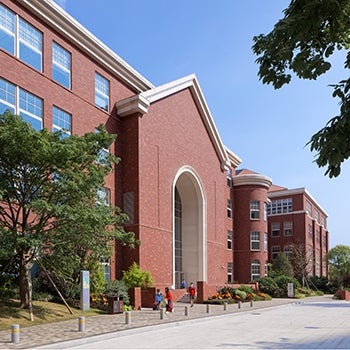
[181,279,187,289]
[188,282,196,307]
[154,289,162,310]
[165,286,173,313]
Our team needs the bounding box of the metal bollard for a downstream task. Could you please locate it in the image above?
[238,301,242,309]
[206,304,210,314]
[250,300,254,307]
[224,302,227,311]
[185,306,189,316]
[11,324,19,343]
[125,311,131,324]
[160,308,164,320]
[78,316,85,332]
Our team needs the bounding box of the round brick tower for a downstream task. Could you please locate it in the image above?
[233,170,272,283]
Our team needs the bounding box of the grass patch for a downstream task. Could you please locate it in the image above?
[0,299,105,331]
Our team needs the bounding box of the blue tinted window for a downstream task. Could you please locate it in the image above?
[53,106,71,137]
[95,73,109,111]
[19,89,43,130]
[52,42,71,89]
[0,78,15,114]
[0,4,15,54]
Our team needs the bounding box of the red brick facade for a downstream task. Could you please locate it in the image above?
[1,0,328,301]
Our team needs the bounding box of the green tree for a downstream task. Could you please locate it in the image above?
[326,244,350,286]
[0,111,135,308]
[271,252,294,277]
[252,0,350,177]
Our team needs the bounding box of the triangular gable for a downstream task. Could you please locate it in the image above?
[116,74,241,170]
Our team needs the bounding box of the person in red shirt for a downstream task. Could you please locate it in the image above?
[165,287,173,313]
[188,282,196,307]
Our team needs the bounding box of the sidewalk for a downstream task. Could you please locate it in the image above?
[0,295,332,349]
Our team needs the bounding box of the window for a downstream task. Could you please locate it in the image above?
[227,262,233,283]
[314,209,319,223]
[271,222,280,237]
[0,78,15,114]
[251,260,260,281]
[267,198,292,215]
[308,224,313,239]
[52,42,71,89]
[250,200,260,220]
[19,88,43,130]
[305,200,312,215]
[95,72,109,111]
[227,199,232,218]
[19,18,42,71]
[284,245,293,260]
[1,3,44,72]
[53,106,71,137]
[250,232,260,250]
[227,230,233,250]
[271,245,280,260]
[284,221,293,236]
[320,215,326,228]
[264,232,268,252]
[97,187,111,206]
[263,202,268,221]
[0,4,15,54]
[226,168,232,187]
[316,229,320,242]
[264,263,268,277]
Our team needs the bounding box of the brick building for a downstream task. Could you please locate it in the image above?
[0,0,328,299]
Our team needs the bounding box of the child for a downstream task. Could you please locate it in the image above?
[154,289,162,310]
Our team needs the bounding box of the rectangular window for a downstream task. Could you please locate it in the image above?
[314,209,319,223]
[264,232,268,252]
[251,260,260,281]
[52,42,71,89]
[308,224,313,239]
[284,221,293,236]
[267,198,292,215]
[250,200,260,220]
[271,222,280,237]
[95,72,109,111]
[0,78,15,114]
[227,199,232,218]
[316,229,320,242]
[227,230,233,250]
[19,88,43,130]
[97,187,111,206]
[227,262,233,283]
[284,245,293,260]
[18,18,42,71]
[226,168,232,187]
[306,200,312,215]
[271,245,280,260]
[0,4,15,54]
[53,106,71,137]
[250,231,260,250]
[263,202,267,221]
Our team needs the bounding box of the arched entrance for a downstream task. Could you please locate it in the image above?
[173,167,206,288]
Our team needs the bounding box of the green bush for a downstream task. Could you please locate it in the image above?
[122,262,153,288]
[234,289,247,301]
[104,279,130,304]
[237,285,254,294]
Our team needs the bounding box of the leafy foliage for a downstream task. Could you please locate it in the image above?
[122,262,153,288]
[271,252,294,277]
[0,111,136,307]
[103,279,130,304]
[252,0,350,177]
[326,244,350,286]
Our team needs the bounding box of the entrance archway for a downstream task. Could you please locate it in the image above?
[173,167,206,288]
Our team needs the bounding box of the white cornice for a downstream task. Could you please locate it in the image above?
[225,146,242,168]
[116,94,150,117]
[233,174,272,189]
[18,0,154,93]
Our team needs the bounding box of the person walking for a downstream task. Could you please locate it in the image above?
[154,289,162,310]
[165,287,173,313]
[188,282,196,307]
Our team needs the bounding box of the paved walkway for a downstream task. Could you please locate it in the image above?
[0,295,339,349]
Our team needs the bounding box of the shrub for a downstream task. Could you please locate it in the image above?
[104,279,130,304]
[122,262,153,288]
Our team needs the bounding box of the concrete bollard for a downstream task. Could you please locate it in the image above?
[160,308,164,320]
[125,311,131,324]
[11,324,19,343]
[206,304,210,314]
[224,302,227,311]
[185,306,189,316]
[250,300,254,307]
[78,316,85,332]
[238,301,242,309]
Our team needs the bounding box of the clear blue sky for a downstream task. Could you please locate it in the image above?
[54,0,350,249]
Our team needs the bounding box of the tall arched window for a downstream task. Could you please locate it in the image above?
[174,187,183,286]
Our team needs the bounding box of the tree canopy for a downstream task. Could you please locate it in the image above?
[0,111,135,308]
[252,0,350,177]
[326,244,350,286]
